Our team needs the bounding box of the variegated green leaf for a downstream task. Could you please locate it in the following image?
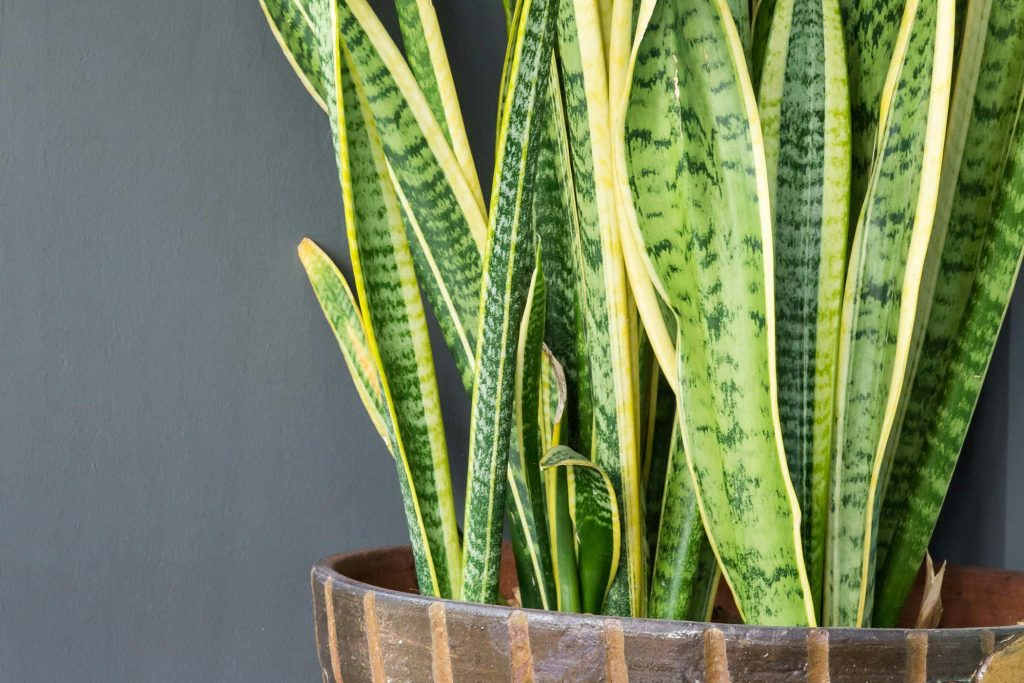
[840,0,908,221]
[825,0,953,627]
[624,0,814,626]
[336,0,486,391]
[872,0,1024,627]
[324,28,463,597]
[557,0,647,617]
[757,0,850,615]
[297,239,393,455]
[508,248,556,610]
[534,59,591,455]
[542,446,622,614]
[259,0,329,111]
[393,0,485,213]
[648,422,718,621]
[460,0,556,604]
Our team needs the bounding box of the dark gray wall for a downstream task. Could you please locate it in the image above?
[0,0,1019,680]
[0,1,501,680]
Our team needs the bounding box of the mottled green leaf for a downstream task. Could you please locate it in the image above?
[460,0,557,604]
[873,0,1024,627]
[825,0,953,627]
[757,0,850,615]
[557,0,647,617]
[624,0,814,626]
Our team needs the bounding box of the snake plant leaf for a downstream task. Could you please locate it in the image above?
[872,0,1024,627]
[259,0,329,111]
[839,0,907,220]
[757,0,850,615]
[534,60,590,455]
[612,0,679,389]
[460,0,556,604]
[393,0,484,213]
[640,366,676,560]
[297,239,394,454]
[326,34,464,598]
[542,446,622,615]
[825,0,953,627]
[649,423,719,621]
[751,0,779,88]
[557,0,647,617]
[508,247,557,610]
[546,465,583,612]
[623,0,814,626]
[336,0,486,390]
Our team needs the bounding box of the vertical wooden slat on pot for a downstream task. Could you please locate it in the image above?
[806,629,830,683]
[508,610,535,682]
[428,602,453,683]
[360,588,434,681]
[362,592,386,682]
[603,619,629,682]
[326,575,372,682]
[310,571,338,682]
[703,627,731,682]
[905,631,929,683]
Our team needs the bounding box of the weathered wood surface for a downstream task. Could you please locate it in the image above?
[311,545,1024,682]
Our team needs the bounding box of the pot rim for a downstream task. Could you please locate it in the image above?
[312,545,1024,637]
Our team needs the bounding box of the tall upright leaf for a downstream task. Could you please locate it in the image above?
[623,0,814,626]
[873,0,1024,627]
[825,0,953,627]
[508,249,556,609]
[557,0,647,617]
[336,0,485,389]
[460,0,556,604]
[393,0,485,212]
[757,0,850,613]
[317,3,465,597]
[840,0,908,219]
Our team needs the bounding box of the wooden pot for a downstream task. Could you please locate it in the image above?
[310,546,1024,682]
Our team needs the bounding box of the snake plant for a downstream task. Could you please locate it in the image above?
[263,0,1024,626]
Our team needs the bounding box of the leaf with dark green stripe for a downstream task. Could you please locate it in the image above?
[825,0,953,627]
[557,0,647,617]
[624,0,814,626]
[534,60,589,455]
[757,0,850,615]
[259,0,329,111]
[839,0,907,221]
[507,248,556,610]
[297,239,394,455]
[393,0,484,212]
[324,32,464,598]
[460,0,556,604]
[648,422,718,621]
[872,0,1024,627]
[542,446,621,614]
[337,0,485,391]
